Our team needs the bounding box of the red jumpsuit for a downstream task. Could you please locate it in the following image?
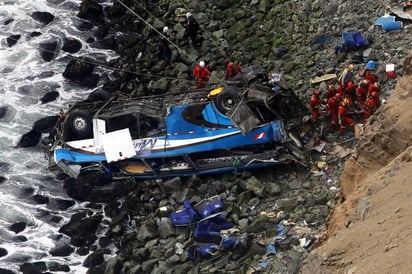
[344,80,357,103]
[364,70,378,84]
[356,85,368,106]
[326,86,336,101]
[338,103,355,135]
[225,62,241,80]
[309,93,321,124]
[326,96,340,129]
[367,83,380,97]
[363,95,380,122]
[193,65,211,89]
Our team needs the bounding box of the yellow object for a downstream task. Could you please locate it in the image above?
[123,163,148,173]
[207,87,224,98]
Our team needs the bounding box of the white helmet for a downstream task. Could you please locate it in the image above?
[199,61,205,68]
[163,26,169,34]
[186,12,192,19]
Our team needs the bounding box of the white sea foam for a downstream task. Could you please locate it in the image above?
[0,0,115,273]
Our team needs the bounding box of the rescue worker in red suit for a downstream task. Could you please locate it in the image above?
[363,68,378,84]
[344,80,357,103]
[356,79,370,107]
[326,93,341,130]
[362,91,380,123]
[225,61,241,80]
[338,98,355,136]
[193,61,210,89]
[325,84,337,101]
[367,82,380,97]
[309,89,322,125]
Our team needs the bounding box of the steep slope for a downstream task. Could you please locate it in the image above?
[301,55,412,273]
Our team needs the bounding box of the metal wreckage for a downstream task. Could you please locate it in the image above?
[43,66,313,180]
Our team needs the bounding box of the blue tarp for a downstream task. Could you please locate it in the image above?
[341,32,369,49]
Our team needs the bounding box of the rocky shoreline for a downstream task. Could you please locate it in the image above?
[6,0,409,273]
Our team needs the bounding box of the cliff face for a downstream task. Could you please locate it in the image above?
[301,55,412,273]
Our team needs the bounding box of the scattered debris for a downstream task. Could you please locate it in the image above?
[310,73,337,84]
[374,14,402,31]
[341,32,369,50]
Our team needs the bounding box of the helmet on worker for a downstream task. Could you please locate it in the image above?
[347,80,356,90]
[199,61,205,68]
[342,98,350,106]
[186,12,192,19]
[371,91,378,98]
[335,93,342,100]
[348,64,355,71]
[361,79,370,87]
[313,89,321,96]
[365,60,376,70]
[328,84,335,90]
[163,26,169,34]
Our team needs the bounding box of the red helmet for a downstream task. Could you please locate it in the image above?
[371,91,378,98]
[347,81,355,90]
[313,89,321,96]
[335,93,342,100]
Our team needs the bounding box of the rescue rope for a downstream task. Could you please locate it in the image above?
[176,0,229,60]
[117,0,226,86]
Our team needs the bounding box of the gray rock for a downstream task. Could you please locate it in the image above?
[137,222,157,242]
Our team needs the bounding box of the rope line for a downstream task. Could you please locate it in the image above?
[117,0,225,86]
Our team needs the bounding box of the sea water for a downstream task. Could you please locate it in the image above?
[0,0,116,272]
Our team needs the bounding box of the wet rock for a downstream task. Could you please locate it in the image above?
[47,261,70,272]
[32,194,49,204]
[29,31,42,37]
[86,264,106,274]
[31,11,54,25]
[51,198,75,210]
[39,40,59,62]
[62,57,96,83]
[0,106,7,119]
[104,257,123,274]
[83,249,109,267]
[0,247,7,257]
[49,243,75,257]
[6,34,20,47]
[78,0,104,23]
[0,268,15,274]
[80,73,100,88]
[10,222,26,234]
[19,262,47,274]
[32,115,59,133]
[63,172,111,201]
[40,91,59,104]
[62,38,82,53]
[16,129,41,147]
[59,211,102,247]
[12,235,28,242]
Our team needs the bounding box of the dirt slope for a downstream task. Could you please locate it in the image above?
[301,56,412,273]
